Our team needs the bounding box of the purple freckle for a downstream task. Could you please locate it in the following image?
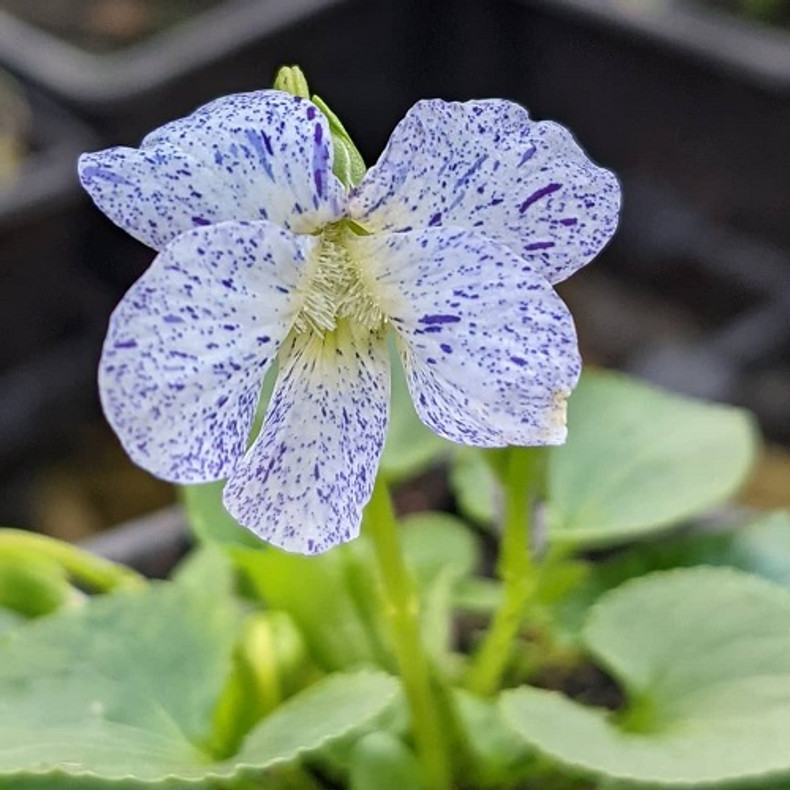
[519,183,561,214]
[419,314,461,325]
[306,106,316,120]
[114,339,137,349]
[428,212,442,226]
[314,123,323,144]
[426,357,437,365]
[217,395,229,407]
[81,166,130,186]
[440,343,452,353]
[192,216,210,226]
[257,335,270,345]
[510,355,527,367]
[517,144,536,167]
[222,324,236,331]
[163,314,184,324]
[560,217,578,226]
[524,241,555,251]
[221,278,233,288]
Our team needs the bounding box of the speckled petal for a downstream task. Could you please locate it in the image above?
[100,220,317,483]
[223,325,390,554]
[348,99,620,285]
[79,90,344,250]
[354,227,580,446]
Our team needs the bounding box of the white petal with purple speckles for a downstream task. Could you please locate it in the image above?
[223,324,390,554]
[79,144,238,250]
[354,227,580,446]
[100,220,317,483]
[349,99,620,285]
[79,90,344,250]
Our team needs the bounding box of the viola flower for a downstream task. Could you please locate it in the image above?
[79,90,620,554]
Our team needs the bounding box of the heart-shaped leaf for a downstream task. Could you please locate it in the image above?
[0,567,397,787]
[554,510,790,637]
[502,567,790,785]
[547,370,758,548]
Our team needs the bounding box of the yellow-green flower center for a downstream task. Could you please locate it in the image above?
[293,223,386,337]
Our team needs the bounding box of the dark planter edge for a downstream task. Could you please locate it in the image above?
[0,0,348,107]
[80,505,190,578]
[521,0,790,93]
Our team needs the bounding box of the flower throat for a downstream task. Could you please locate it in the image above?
[293,223,385,337]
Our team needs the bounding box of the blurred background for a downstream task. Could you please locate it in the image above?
[0,0,788,542]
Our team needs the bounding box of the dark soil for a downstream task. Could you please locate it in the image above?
[533,660,626,712]
[0,0,230,53]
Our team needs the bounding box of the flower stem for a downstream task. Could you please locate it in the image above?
[465,447,538,696]
[363,478,453,790]
[0,529,146,592]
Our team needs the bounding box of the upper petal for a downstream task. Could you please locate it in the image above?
[353,227,580,447]
[100,220,317,483]
[79,90,344,250]
[348,99,620,284]
[223,324,390,554]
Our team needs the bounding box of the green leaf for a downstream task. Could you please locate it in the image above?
[0,578,240,786]
[399,513,481,664]
[232,545,382,671]
[501,567,790,785]
[211,610,313,759]
[555,510,790,637]
[0,608,22,637]
[182,481,260,547]
[171,542,237,596]
[453,576,503,614]
[380,353,450,483]
[349,732,421,790]
[0,564,398,788]
[399,512,480,585]
[454,690,534,788]
[547,370,759,548]
[232,671,399,767]
[449,448,501,526]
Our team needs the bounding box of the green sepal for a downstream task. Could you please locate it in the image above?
[311,94,367,189]
[271,64,366,189]
[272,65,310,99]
